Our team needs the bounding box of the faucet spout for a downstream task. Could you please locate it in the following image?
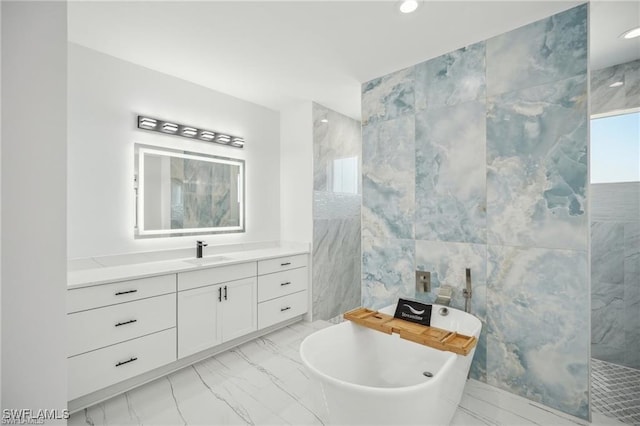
[196,240,208,258]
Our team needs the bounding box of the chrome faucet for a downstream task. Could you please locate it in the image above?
[196,240,208,258]
[463,268,472,313]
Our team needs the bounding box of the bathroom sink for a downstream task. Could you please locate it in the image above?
[184,256,233,266]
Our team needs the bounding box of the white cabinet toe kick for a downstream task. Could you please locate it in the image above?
[67,252,310,412]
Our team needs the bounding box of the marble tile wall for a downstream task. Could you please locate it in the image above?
[591,59,640,116]
[590,183,640,370]
[312,103,362,321]
[361,4,589,420]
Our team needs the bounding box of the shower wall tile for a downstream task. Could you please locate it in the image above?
[487,74,588,251]
[312,218,361,320]
[591,222,624,285]
[591,59,640,115]
[362,237,415,310]
[415,100,487,243]
[313,104,362,192]
[312,103,362,321]
[362,115,415,240]
[624,222,640,369]
[486,245,589,419]
[361,67,414,126]
[414,42,486,111]
[591,281,625,365]
[486,3,587,96]
[415,240,488,381]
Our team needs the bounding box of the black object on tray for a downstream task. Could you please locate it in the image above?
[393,298,432,326]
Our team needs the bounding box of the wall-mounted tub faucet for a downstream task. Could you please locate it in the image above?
[196,240,208,258]
[434,285,453,306]
[463,268,472,313]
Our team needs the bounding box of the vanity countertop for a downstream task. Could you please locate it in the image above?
[68,246,309,289]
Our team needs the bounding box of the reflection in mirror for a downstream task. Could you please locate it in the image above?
[135,144,244,237]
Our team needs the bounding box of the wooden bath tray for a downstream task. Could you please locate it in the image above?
[343,307,477,356]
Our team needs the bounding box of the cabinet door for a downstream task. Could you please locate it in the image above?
[177,285,221,358]
[219,277,257,342]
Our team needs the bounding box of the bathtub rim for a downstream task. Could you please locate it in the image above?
[300,322,462,395]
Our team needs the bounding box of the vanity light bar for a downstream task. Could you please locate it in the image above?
[136,115,245,149]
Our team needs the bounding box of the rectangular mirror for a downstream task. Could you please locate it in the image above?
[135,144,244,237]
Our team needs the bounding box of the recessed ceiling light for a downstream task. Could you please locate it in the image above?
[620,26,640,39]
[320,118,329,123]
[399,0,419,14]
[609,81,624,88]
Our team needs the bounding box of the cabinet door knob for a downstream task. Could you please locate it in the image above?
[115,319,137,327]
[280,281,292,286]
[280,306,291,312]
[115,289,138,296]
[280,262,291,266]
[115,357,138,367]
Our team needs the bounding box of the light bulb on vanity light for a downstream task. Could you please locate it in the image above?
[139,117,157,129]
[199,131,215,141]
[182,127,197,137]
[216,134,231,143]
[163,122,178,132]
[232,137,245,147]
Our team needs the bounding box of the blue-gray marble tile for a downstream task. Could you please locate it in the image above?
[591,281,625,365]
[591,222,624,285]
[415,41,486,111]
[362,66,414,126]
[486,245,589,420]
[414,240,487,381]
[624,222,640,369]
[415,100,486,243]
[486,4,587,96]
[590,182,640,222]
[486,74,588,251]
[362,115,415,240]
[362,237,415,310]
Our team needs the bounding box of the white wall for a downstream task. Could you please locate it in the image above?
[68,44,281,259]
[280,102,313,243]
[1,1,68,417]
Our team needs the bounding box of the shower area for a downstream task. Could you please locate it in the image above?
[589,58,640,425]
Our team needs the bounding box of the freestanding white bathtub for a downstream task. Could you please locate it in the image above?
[300,304,482,425]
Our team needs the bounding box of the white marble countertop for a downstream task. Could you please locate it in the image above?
[68,245,309,289]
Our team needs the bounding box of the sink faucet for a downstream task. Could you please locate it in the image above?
[196,240,208,258]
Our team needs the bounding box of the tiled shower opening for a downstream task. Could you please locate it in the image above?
[591,358,640,425]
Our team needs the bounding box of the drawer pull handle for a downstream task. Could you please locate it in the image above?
[280,262,291,266]
[115,357,138,367]
[281,306,291,312]
[281,281,292,286]
[218,287,222,302]
[115,319,137,327]
[224,285,228,300]
[115,289,138,296]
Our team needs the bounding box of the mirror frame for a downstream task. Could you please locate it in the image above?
[134,143,245,238]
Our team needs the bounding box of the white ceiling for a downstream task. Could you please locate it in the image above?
[590,1,640,71]
[68,1,637,120]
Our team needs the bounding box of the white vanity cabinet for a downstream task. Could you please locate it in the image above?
[177,262,257,358]
[257,255,309,329]
[66,274,177,400]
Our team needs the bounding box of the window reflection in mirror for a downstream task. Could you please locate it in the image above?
[590,111,640,183]
[135,144,244,237]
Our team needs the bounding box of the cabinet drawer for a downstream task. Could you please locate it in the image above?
[68,274,176,313]
[68,293,176,357]
[178,262,256,292]
[257,254,308,275]
[258,291,308,329]
[257,267,308,303]
[68,328,176,401]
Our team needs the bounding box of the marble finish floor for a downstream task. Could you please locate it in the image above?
[70,320,623,426]
[592,358,640,425]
